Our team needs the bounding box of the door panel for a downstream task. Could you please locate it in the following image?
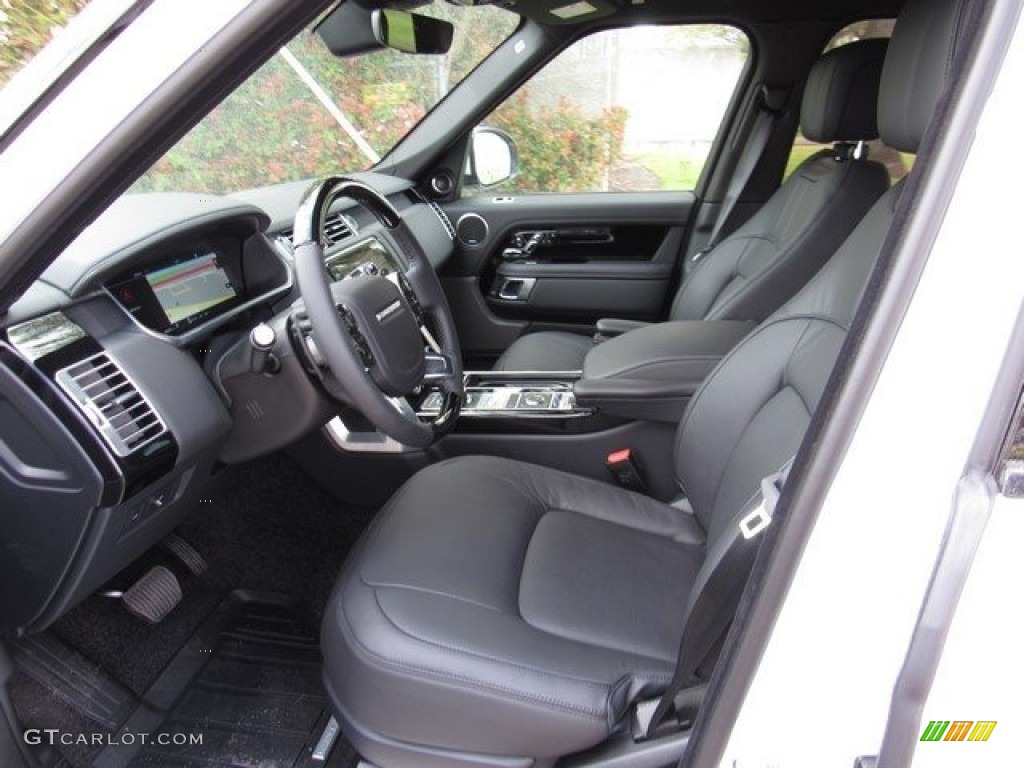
[491,260,674,317]
[440,192,694,361]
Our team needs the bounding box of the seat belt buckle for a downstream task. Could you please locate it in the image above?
[606,449,647,493]
[738,465,790,539]
[690,248,709,264]
[739,502,771,539]
[631,698,661,740]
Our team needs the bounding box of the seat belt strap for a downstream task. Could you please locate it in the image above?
[642,459,794,738]
[692,87,785,265]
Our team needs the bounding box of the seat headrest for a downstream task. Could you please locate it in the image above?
[879,0,970,153]
[800,39,888,144]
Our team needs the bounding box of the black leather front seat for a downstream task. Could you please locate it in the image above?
[493,39,891,373]
[322,1,968,765]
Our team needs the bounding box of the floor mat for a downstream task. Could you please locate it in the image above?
[52,453,375,698]
[10,634,136,731]
[92,592,356,768]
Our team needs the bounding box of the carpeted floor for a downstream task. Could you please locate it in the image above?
[9,452,375,767]
[94,593,357,768]
[51,453,373,697]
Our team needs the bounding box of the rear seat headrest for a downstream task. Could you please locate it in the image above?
[879,0,970,154]
[800,38,888,144]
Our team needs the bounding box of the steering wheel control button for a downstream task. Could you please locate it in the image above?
[355,342,374,367]
[396,273,424,320]
[336,306,375,366]
[332,276,424,394]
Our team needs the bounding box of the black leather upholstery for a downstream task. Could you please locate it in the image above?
[323,1,968,764]
[493,329,597,372]
[323,457,703,766]
[800,38,887,143]
[668,151,888,323]
[878,0,969,153]
[494,39,890,373]
[582,320,754,382]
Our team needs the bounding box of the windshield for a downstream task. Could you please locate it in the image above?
[130,2,517,195]
[0,0,92,88]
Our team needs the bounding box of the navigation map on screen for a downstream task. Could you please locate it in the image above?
[145,252,237,326]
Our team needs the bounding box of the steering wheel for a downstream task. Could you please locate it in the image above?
[292,177,463,448]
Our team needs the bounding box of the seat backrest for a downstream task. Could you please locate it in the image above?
[671,39,891,325]
[673,0,971,547]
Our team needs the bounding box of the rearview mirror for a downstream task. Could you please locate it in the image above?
[371,9,454,55]
[466,127,519,188]
[317,5,454,57]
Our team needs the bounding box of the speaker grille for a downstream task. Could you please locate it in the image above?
[456,213,489,246]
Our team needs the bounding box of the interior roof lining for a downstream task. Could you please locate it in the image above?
[495,0,906,27]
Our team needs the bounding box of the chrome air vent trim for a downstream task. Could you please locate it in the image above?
[277,211,358,250]
[56,352,168,458]
[323,212,357,246]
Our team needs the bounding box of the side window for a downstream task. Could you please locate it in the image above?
[785,20,913,184]
[470,25,749,195]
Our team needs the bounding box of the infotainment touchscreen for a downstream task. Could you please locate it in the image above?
[144,252,237,326]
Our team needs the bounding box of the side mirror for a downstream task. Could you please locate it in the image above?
[466,127,519,188]
[371,9,454,55]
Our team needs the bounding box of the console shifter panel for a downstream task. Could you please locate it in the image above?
[419,378,586,418]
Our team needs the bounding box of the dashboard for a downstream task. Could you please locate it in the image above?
[0,174,455,635]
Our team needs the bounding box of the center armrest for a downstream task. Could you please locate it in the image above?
[594,317,650,339]
[574,320,754,422]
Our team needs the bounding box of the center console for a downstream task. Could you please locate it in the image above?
[419,371,591,420]
[415,321,756,430]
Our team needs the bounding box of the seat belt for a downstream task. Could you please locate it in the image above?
[639,459,794,738]
[691,86,786,265]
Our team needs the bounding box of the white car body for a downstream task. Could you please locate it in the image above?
[725,15,1024,764]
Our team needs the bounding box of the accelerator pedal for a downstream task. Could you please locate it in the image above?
[162,532,208,576]
[121,566,182,624]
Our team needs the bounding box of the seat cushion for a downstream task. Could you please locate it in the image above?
[493,330,595,372]
[322,456,705,763]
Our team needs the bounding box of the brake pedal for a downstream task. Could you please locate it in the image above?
[162,532,208,576]
[119,566,182,624]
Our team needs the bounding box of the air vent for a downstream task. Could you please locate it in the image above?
[276,212,356,250]
[428,201,456,241]
[56,353,168,458]
[324,213,356,246]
